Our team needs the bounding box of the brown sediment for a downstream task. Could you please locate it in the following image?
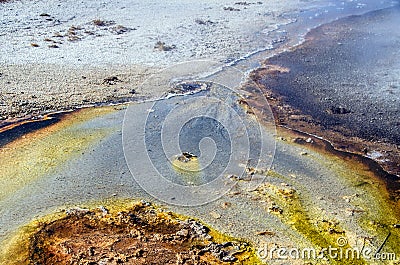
[3,201,260,265]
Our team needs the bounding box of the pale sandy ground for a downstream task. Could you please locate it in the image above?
[1,0,395,124]
[0,0,292,123]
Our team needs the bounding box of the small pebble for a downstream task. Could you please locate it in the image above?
[256,230,275,236]
[210,211,221,219]
[221,202,232,209]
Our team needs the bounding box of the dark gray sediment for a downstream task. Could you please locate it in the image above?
[252,5,400,176]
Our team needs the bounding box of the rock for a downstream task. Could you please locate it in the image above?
[235,1,252,6]
[180,83,204,92]
[169,82,209,95]
[88,246,95,256]
[65,207,90,216]
[134,249,144,257]
[210,211,221,219]
[102,76,121,85]
[289,114,310,121]
[176,228,190,238]
[292,137,307,144]
[98,205,109,215]
[221,202,232,209]
[195,19,215,25]
[222,254,237,262]
[268,205,283,214]
[154,41,176,51]
[256,231,275,236]
[328,105,351,114]
[190,220,211,239]
[177,152,197,162]
[228,174,251,181]
[246,167,256,176]
[92,19,115,27]
[201,242,239,262]
[111,25,133,35]
[223,6,240,11]
[278,188,295,198]
[140,200,151,206]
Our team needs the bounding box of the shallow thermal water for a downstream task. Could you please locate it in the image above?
[1,1,400,264]
[1,92,399,264]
